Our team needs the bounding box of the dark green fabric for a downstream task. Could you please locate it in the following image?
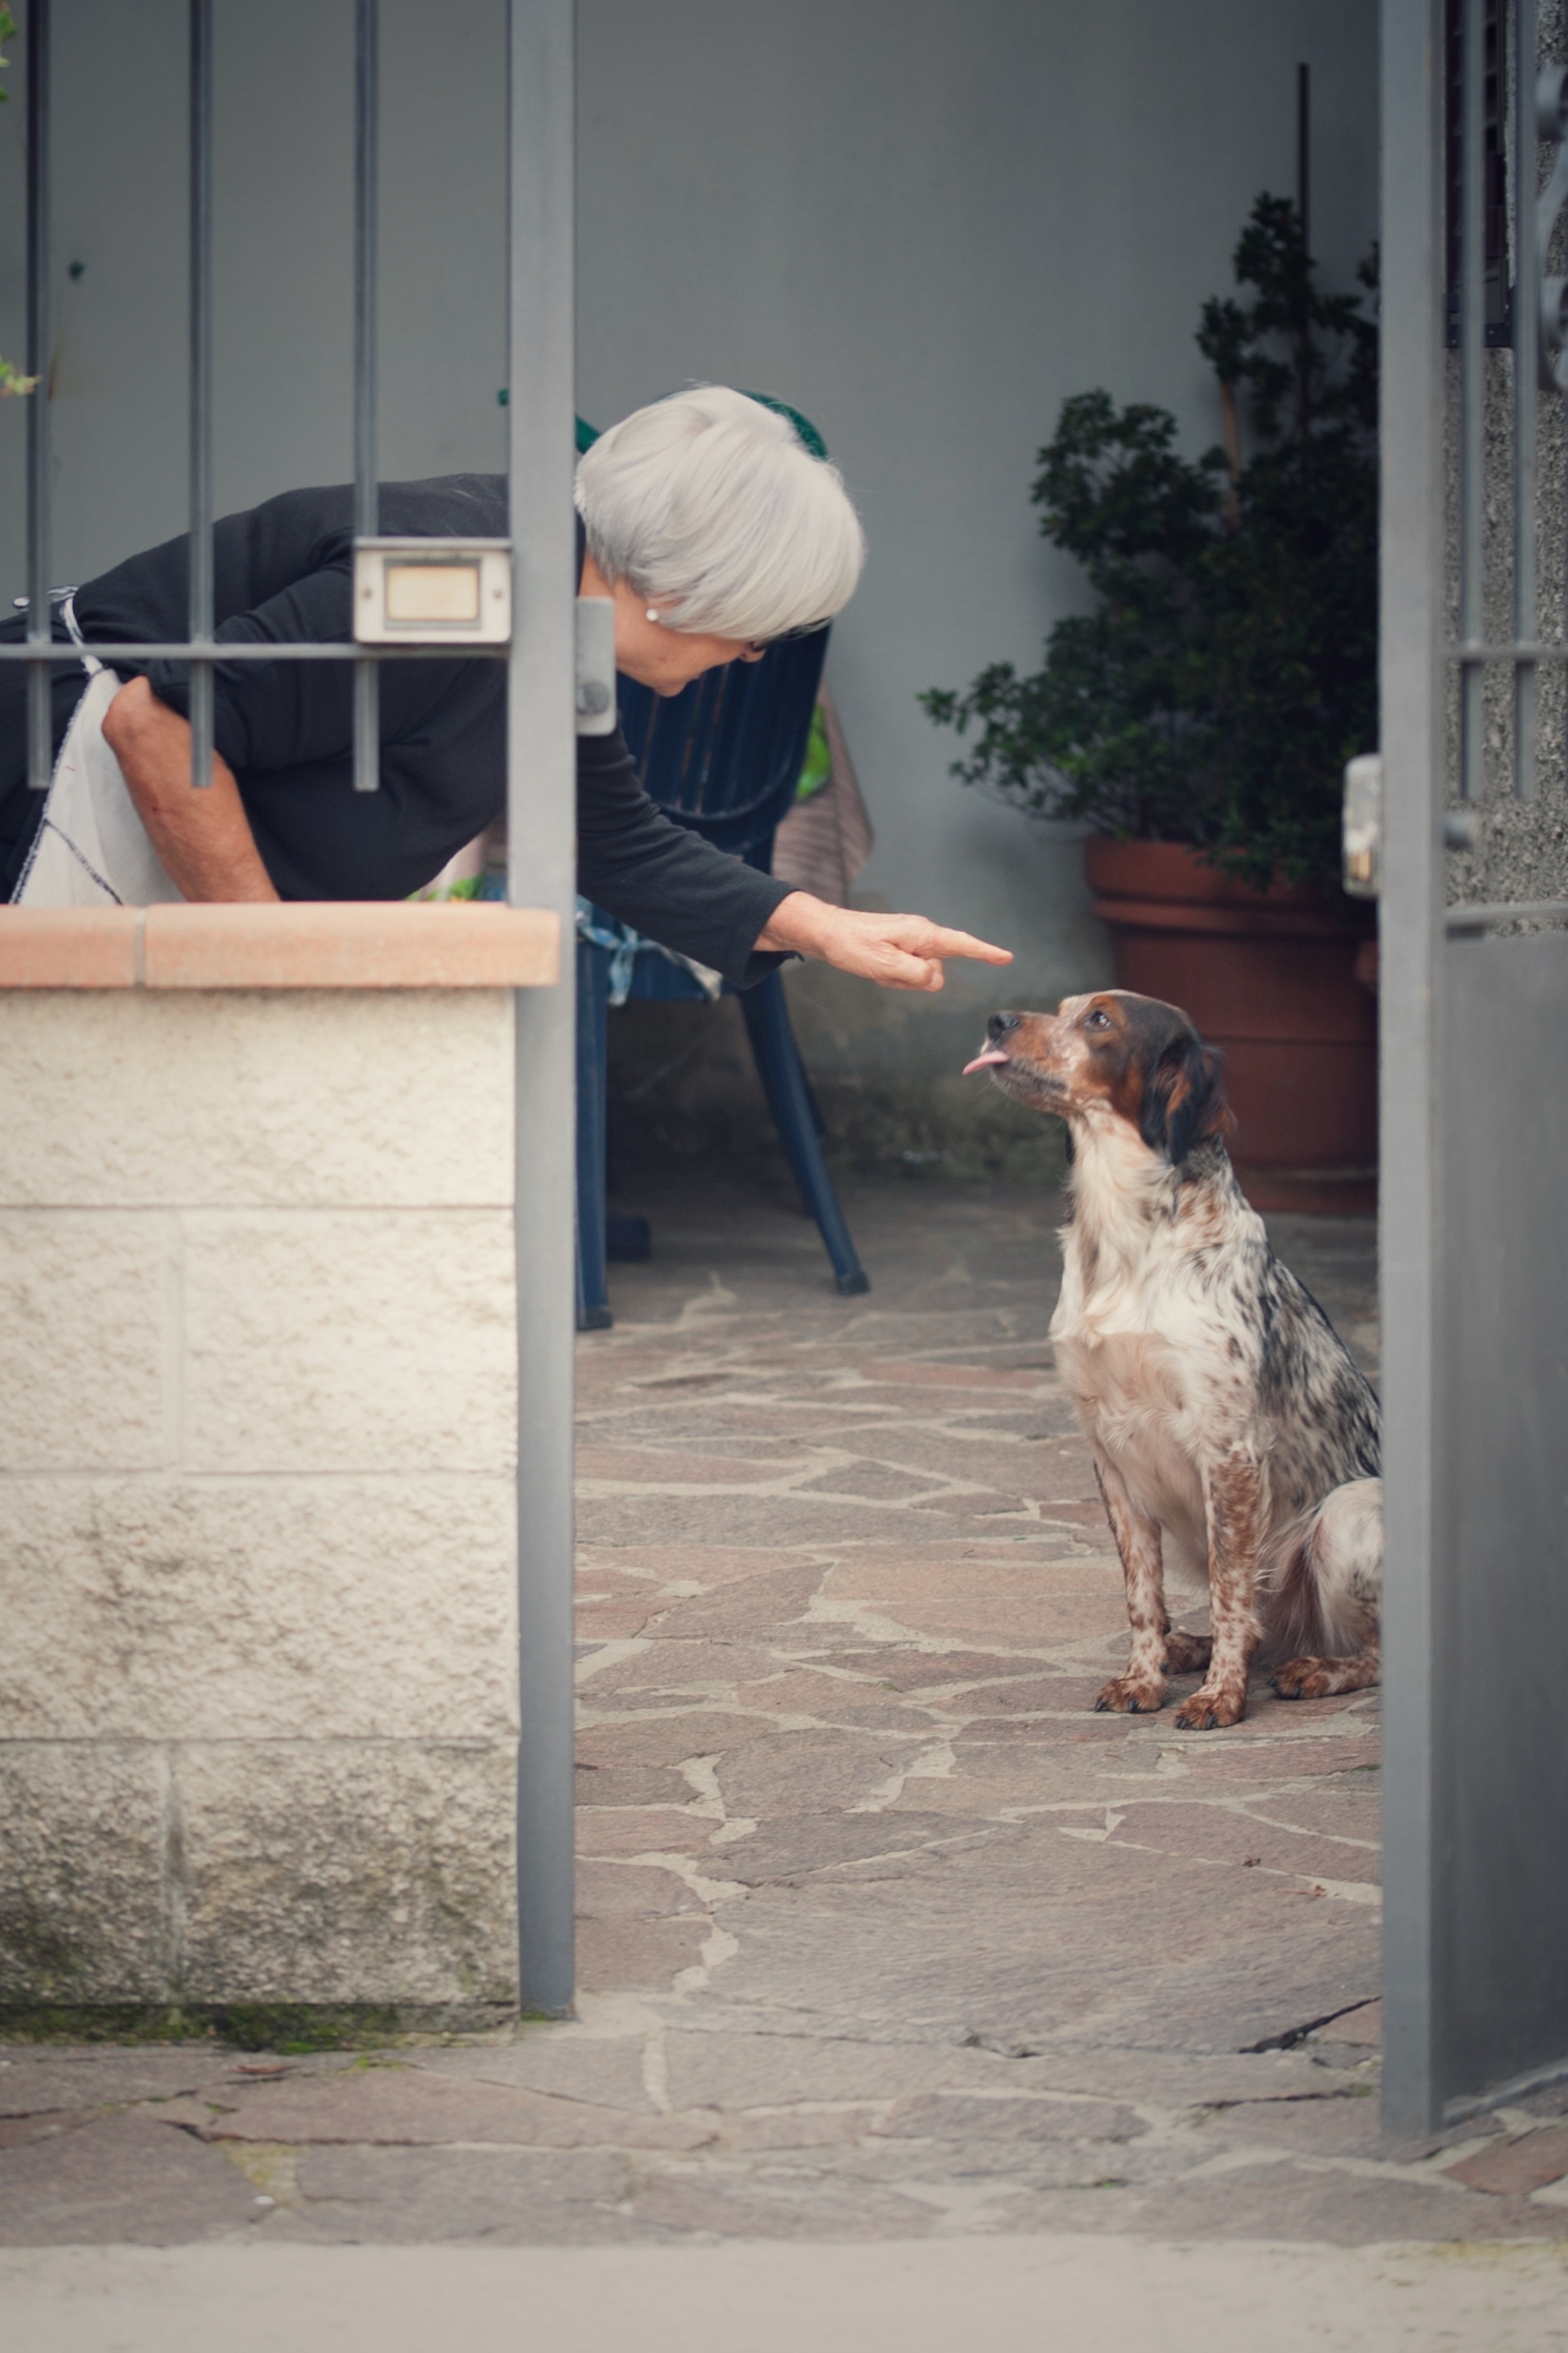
[574,395,826,459]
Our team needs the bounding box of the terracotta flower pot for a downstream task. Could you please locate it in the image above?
[1083,838,1377,1213]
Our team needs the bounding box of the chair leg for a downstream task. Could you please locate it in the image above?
[740,971,870,1295]
[606,1213,651,1261]
[575,937,613,1332]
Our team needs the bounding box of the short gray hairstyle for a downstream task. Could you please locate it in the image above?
[575,385,865,642]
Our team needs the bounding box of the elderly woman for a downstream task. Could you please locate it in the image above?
[0,387,1007,994]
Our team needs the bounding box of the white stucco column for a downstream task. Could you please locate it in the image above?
[0,903,557,2021]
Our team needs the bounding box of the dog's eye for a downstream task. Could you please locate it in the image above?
[1083,1008,1112,1031]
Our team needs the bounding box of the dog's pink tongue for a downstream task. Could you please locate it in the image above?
[962,1049,1011,1077]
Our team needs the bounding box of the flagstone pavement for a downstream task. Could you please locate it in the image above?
[4,1174,1568,2255]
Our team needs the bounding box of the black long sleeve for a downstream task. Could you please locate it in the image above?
[576,726,792,986]
[0,475,799,982]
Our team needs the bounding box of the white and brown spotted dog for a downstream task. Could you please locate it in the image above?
[965,990,1381,1729]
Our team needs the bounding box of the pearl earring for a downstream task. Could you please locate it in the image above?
[646,607,662,624]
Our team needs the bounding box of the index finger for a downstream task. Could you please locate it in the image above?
[876,947,946,990]
[920,926,1013,966]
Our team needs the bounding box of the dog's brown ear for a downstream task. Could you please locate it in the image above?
[1138,1033,1228,1167]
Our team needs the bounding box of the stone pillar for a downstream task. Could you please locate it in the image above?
[0,904,556,2026]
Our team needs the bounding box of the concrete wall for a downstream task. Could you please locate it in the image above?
[0,1,511,578]
[578,0,1380,1061]
[0,983,521,2014]
[0,0,1380,1092]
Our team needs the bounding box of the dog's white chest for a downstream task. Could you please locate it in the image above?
[1055,1324,1210,1548]
[1050,1226,1245,1565]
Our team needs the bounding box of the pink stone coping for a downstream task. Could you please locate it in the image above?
[0,903,560,990]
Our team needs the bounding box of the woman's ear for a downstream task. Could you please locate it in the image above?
[1138,1034,1228,1167]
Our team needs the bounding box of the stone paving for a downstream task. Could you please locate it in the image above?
[4,1175,1568,2249]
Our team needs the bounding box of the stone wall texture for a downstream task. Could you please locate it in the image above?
[0,990,520,2013]
[1445,0,1568,907]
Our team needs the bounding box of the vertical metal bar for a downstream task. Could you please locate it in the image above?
[25,0,51,790]
[188,0,214,787]
[353,0,379,793]
[1515,0,1540,795]
[1381,0,1448,2134]
[508,0,577,2017]
[1461,0,1486,797]
[1297,61,1311,256]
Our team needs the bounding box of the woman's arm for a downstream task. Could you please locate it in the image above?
[577,730,1012,991]
[102,677,280,902]
[100,557,477,904]
[576,728,796,983]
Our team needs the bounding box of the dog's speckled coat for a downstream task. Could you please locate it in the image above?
[971,990,1382,1729]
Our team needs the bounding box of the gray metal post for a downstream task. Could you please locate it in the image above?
[1458,0,1483,800]
[353,0,379,794]
[507,0,577,2017]
[1379,0,1446,2132]
[25,0,50,790]
[188,0,214,787]
[1515,0,1540,797]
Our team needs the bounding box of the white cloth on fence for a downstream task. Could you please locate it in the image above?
[574,899,726,1006]
[12,652,184,908]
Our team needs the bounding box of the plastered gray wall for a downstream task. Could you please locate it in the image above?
[0,0,510,571]
[0,0,1379,1037]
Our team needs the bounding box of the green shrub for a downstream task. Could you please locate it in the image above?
[922,196,1378,890]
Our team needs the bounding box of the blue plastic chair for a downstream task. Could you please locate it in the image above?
[575,627,871,1329]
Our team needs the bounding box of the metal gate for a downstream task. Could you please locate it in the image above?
[1383,0,1568,2127]
[10,0,579,2015]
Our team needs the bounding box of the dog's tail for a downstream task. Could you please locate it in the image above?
[1261,1477,1382,1663]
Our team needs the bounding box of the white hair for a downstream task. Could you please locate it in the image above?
[574,385,865,642]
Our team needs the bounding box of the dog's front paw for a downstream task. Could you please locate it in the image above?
[1269,1656,1342,1701]
[1173,1682,1247,1730]
[1094,1674,1167,1716]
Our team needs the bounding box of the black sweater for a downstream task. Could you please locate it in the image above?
[0,476,792,986]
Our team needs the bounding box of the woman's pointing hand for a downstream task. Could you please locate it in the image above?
[756,894,1013,993]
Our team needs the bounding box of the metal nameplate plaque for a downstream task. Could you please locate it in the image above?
[354,537,512,644]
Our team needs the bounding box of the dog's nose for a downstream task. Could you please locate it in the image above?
[987,1012,1020,1042]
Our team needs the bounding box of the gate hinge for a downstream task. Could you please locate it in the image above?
[574,595,616,735]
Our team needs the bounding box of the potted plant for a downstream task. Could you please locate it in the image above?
[923,196,1379,1208]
